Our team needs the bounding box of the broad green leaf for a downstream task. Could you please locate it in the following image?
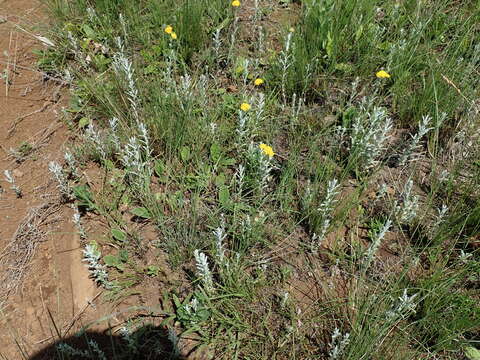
[172,293,182,308]
[73,184,97,211]
[326,31,334,58]
[466,347,480,360]
[334,63,353,72]
[131,207,151,219]
[82,24,96,39]
[104,159,115,171]
[118,249,129,263]
[103,255,125,271]
[210,143,221,162]
[219,186,230,207]
[111,229,127,242]
[154,160,165,177]
[78,117,90,128]
[145,265,159,277]
[215,173,226,187]
[180,146,191,162]
[64,23,76,32]
[103,255,119,267]
[88,241,100,257]
[355,24,363,41]
[222,158,236,166]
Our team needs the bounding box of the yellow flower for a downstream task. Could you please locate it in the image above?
[165,25,173,34]
[170,32,178,40]
[231,0,241,6]
[240,103,251,111]
[259,143,275,158]
[254,78,264,86]
[376,70,391,78]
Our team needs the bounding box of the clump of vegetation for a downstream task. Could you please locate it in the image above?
[26,0,480,358]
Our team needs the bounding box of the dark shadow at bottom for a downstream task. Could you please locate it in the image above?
[29,325,185,360]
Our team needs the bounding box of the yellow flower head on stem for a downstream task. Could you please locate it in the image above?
[259,143,275,158]
[231,0,241,6]
[254,78,264,86]
[170,32,178,40]
[240,103,251,112]
[376,70,391,78]
[165,25,173,34]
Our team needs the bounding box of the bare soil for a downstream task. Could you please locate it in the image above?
[0,1,100,358]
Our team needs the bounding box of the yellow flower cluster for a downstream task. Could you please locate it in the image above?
[376,70,391,78]
[259,143,275,158]
[231,0,241,6]
[240,103,251,112]
[164,25,177,40]
[254,78,264,86]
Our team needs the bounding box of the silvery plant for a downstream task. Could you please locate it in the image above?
[350,106,393,170]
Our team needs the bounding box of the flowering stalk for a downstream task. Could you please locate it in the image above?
[254,93,266,127]
[399,114,433,166]
[49,161,71,200]
[257,25,265,54]
[279,32,293,106]
[433,204,448,228]
[112,39,140,123]
[386,289,418,320]
[235,164,246,195]
[291,93,305,124]
[3,170,22,198]
[120,135,151,189]
[328,327,350,359]
[56,343,90,358]
[246,143,274,193]
[109,117,121,152]
[82,242,111,289]
[363,219,392,271]
[66,31,87,67]
[64,151,79,179]
[350,106,392,170]
[213,28,222,60]
[312,179,340,253]
[119,13,128,45]
[394,180,419,224]
[86,7,96,22]
[213,216,227,268]
[228,16,239,61]
[236,110,250,143]
[85,124,107,161]
[73,207,86,239]
[241,58,250,86]
[119,326,138,353]
[198,74,209,109]
[194,250,214,293]
[138,122,152,162]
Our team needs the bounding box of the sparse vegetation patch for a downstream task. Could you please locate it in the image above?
[22,0,480,358]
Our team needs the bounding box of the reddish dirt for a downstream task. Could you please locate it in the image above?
[0,1,99,358]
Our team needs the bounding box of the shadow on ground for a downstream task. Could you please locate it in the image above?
[29,324,185,360]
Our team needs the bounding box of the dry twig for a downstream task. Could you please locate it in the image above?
[0,202,60,301]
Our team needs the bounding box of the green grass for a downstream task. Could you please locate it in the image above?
[25,0,480,358]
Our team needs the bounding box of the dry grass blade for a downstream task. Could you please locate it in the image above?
[0,202,60,301]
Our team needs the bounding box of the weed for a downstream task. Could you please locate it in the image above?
[34,0,480,357]
[49,161,72,201]
[3,170,22,198]
[82,241,111,289]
